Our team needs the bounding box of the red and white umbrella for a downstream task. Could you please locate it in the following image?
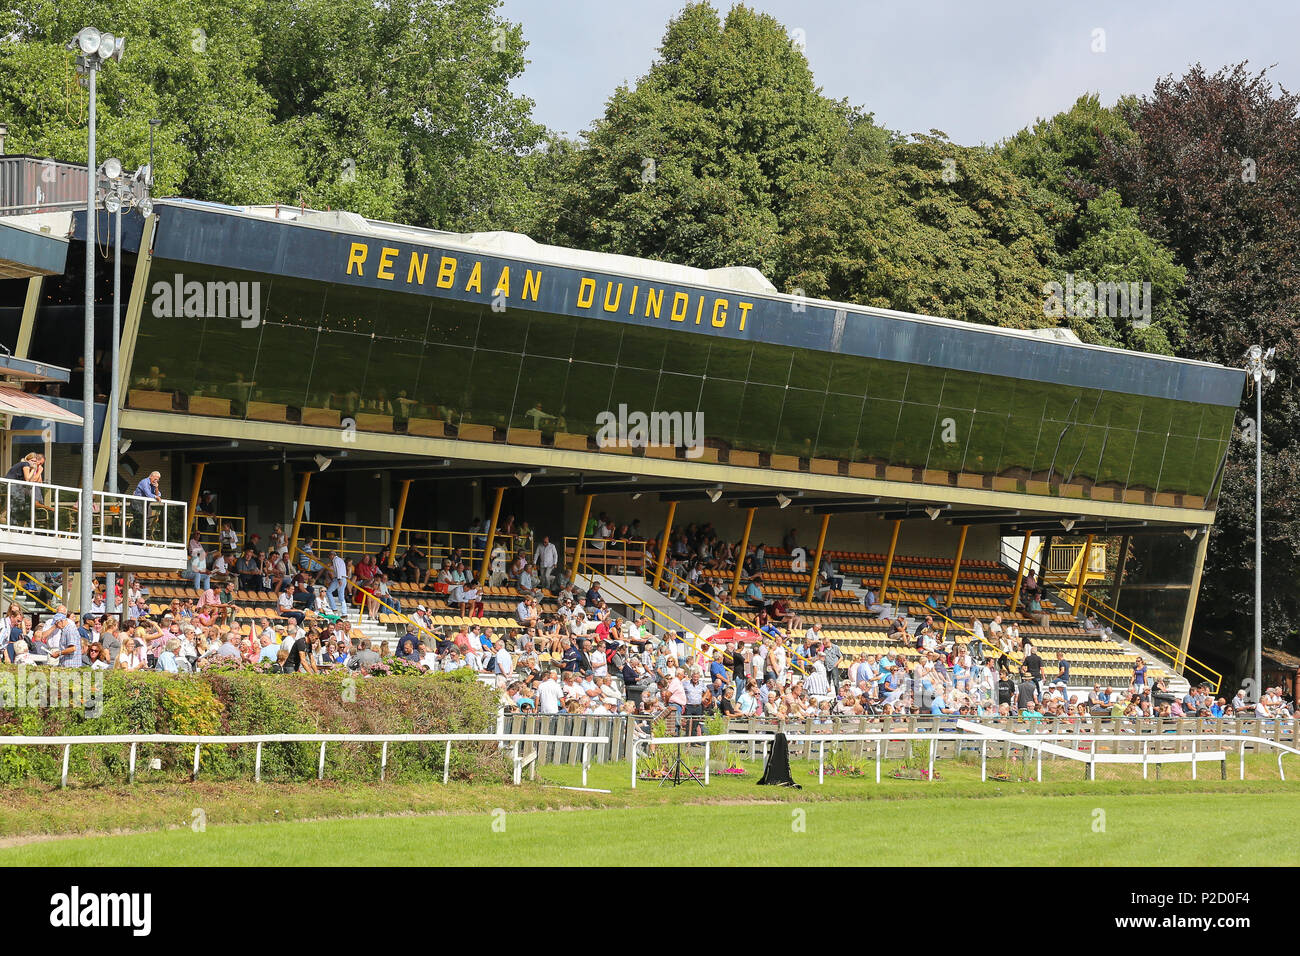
[704,628,764,644]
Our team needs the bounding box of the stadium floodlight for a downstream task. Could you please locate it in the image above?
[314,454,332,472]
[138,197,153,217]
[924,505,941,521]
[1244,343,1274,703]
[103,191,121,213]
[75,26,101,54]
[1060,518,1075,532]
[1184,526,1200,541]
[100,157,122,180]
[707,487,723,503]
[776,493,792,509]
[514,470,532,487]
[631,492,642,500]
[69,26,127,620]
[119,439,132,454]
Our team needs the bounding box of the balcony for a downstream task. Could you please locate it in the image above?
[0,476,187,571]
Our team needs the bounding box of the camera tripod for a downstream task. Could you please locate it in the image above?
[660,743,705,788]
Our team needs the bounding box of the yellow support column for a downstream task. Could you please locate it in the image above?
[806,513,831,602]
[288,471,311,559]
[185,462,206,542]
[729,507,756,602]
[1009,530,1032,614]
[571,493,595,583]
[390,479,411,551]
[879,519,902,607]
[946,524,968,607]
[477,485,505,587]
[1072,534,1095,615]
[651,500,676,590]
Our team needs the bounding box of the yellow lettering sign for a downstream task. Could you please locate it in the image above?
[711,298,728,328]
[437,256,456,288]
[645,288,663,318]
[577,277,596,309]
[523,269,542,301]
[346,242,368,276]
[603,281,623,312]
[670,292,689,322]
[465,261,482,293]
[376,247,399,281]
[407,252,428,285]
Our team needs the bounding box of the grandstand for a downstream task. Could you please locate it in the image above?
[0,168,1245,696]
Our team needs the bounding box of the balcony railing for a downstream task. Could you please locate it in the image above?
[0,475,186,550]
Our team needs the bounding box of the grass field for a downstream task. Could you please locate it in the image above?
[1,755,1296,865]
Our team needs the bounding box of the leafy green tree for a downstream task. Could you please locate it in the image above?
[1060,189,1187,353]
[545,2,855,276]
[0,0,543,229]
[1097,64,1300,649]
[783,133,1062,327]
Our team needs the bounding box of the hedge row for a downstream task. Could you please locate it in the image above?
[0,666,507,786]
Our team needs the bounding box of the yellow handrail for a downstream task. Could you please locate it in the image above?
[1080,591,1222,692]
[288,545,440,649]
[1001,534,1218,691]
[884,582,1006,659]
[4,573,58,613]
[647,562,760,633]
[577,560,702,651]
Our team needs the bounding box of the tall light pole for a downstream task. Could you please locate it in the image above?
[1245,344,1275,702]
[101,167,152,617]
[67,26,124,616]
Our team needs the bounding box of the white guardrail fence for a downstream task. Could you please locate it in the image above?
[1,728,1297,791]
[628,729,1300,789]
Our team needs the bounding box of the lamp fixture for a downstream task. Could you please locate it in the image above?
[314,454,332,472]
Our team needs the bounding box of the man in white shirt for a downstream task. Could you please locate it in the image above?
[533,536,558,589]
[537,670,563,714]
[327,552,348,613]
[493,640,514,676]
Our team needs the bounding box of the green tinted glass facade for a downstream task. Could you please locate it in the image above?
[131,257,1234,502]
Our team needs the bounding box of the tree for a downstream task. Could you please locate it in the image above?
[544,2,855,276]
[782,132,1063,328]
[1096,64,1300,647]
[0,0,544,229]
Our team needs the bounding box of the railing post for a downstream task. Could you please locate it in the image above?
[651,499,675,591]
[380,741,388,782]
[61,743,70,789]
[443,742,452,784]
[729,507,756,602]
[255,741,263,783]
[477,485,505,587]
[928,738,935,781]
[317,741,326,780]
[980,739,987,781]
[806,514,830,602]
[1010,530,1032,613]
[879,520,901,608]
[193,744,201,780]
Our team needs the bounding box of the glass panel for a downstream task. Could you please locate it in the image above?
[776,388,825,458]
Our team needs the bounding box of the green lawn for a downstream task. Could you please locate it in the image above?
[2,792,1294,866]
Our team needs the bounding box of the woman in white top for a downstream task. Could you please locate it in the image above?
[115,636,143,671]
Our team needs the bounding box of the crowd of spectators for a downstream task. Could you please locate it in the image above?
[2,507,1294,730]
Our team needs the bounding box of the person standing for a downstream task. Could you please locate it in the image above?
[326,551,348,614]
[38,606,82,668]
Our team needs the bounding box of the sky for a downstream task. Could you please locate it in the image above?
[497,0,1300,145]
